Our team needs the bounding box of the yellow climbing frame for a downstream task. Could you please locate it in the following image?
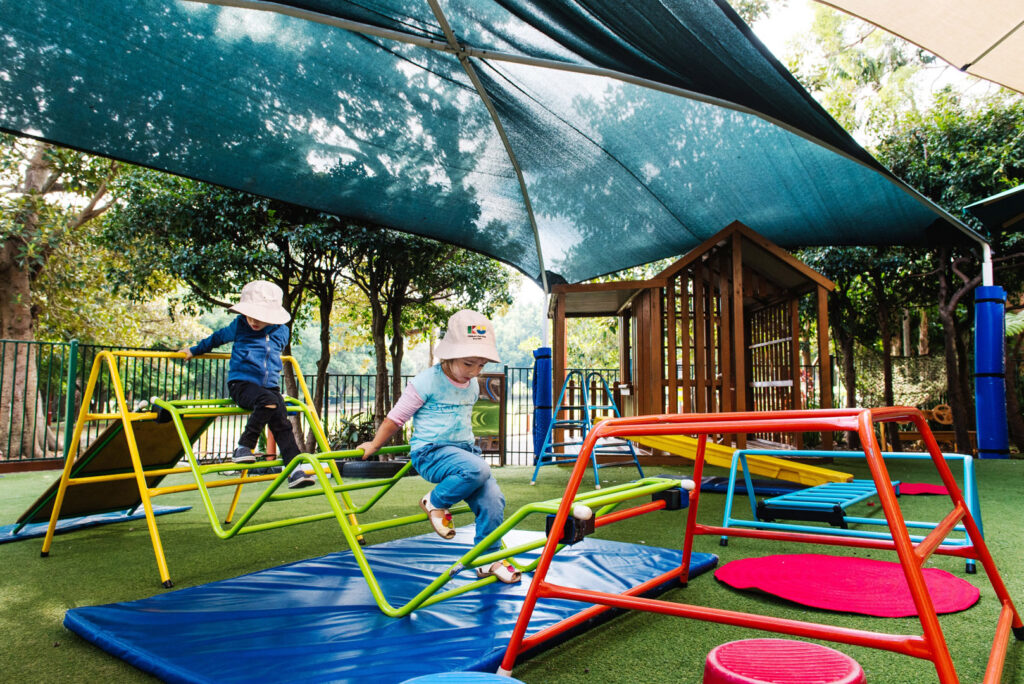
[41,351,689,617]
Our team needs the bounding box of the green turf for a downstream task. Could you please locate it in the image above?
[1,458,1023,683]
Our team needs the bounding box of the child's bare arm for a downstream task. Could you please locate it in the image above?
[356,418,402,460]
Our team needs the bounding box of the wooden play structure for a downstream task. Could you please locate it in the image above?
[549,221,835,451]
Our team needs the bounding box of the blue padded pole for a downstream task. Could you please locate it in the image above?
[532,346,552,462]
[974,285,1009,458]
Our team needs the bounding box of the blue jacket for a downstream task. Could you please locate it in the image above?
[190,315,290,388]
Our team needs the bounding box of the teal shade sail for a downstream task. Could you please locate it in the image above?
[965,184,1024,237]
[0,0,980,285]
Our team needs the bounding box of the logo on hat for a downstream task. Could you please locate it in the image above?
[467,325,488,338]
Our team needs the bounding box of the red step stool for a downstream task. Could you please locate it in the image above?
[703,639,866,684]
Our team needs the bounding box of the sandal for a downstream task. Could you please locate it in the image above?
[476,559,522,584]
[419,494,456,539]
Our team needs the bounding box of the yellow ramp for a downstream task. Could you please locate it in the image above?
[626,434,852,486]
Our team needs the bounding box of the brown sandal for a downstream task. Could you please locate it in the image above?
[419,494,456,539]
[476,559,521,584]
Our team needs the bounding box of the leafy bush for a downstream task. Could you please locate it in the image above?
[327,412,377,451]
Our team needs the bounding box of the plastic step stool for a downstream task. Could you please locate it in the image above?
[703,638,866,684]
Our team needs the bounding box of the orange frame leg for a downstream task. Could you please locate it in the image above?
[497,408,1022,684]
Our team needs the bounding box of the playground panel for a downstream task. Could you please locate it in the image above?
[718,449,982,572]
[17,416,211,525]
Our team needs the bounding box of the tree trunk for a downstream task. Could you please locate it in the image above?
[829,292,859,447]
[1005,335,1024,454]
[878,312,900,451]
[370,299,390,425]
[0,147,52,460]
[869,267,899,451]
[935,248,973,452]
[901,308,911,357]
[954,317,975,419]
[389,301,405,412]
[918,309,929,356]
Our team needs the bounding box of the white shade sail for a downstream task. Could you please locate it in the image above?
[818,0,1024,94]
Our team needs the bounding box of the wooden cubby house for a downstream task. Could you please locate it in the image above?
[548,221,835,453]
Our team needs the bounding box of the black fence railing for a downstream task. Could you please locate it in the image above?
[4,337,1000,469]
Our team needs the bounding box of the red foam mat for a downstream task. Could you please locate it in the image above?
[898,483,949,495]
[715,553,979,617]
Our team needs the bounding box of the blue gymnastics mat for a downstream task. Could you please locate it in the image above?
[0,505,190,544]
[65,528,717,683]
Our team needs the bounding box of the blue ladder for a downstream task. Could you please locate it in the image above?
[531,370,644,489]
[755,480,901,529]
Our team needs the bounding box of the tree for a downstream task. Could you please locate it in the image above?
[785,3,936,138]
[333,226,513,423]
[103,170,342,447]
[0,135,118,459]
[873,91,1024,450]
[799,246,874,443]
[782,6,1024,450]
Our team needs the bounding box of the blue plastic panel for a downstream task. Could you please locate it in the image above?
[0,506,190,544]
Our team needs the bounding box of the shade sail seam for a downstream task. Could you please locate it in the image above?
[965,19,1024,68]
[425,0,550,291]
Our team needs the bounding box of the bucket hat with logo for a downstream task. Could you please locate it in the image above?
[434,309,500,363]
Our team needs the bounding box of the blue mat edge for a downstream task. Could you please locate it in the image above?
[0,506,191,544]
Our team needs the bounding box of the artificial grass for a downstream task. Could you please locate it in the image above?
[1,458,1023,683]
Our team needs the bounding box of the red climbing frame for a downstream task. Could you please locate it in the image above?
[498,408,1022,683]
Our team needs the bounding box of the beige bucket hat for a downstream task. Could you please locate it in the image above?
[434,309,500,363]
[228,280,291,325]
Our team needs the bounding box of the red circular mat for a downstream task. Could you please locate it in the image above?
[714,554,979,617]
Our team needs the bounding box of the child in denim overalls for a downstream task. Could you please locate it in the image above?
[358,309,519,583]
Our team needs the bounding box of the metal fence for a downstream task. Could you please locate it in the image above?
[0,340,258,467]
[2,336,963,469]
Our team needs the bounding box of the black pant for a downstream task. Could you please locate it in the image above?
[228,381,300,462]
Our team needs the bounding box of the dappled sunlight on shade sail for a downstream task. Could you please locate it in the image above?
[0,0,979,285]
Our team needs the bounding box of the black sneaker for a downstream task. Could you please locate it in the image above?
[232,446,257,464]
[287,467,316,489]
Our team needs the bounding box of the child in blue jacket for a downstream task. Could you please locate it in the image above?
[180,280,314,489]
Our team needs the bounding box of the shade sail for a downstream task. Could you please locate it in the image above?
[817,0,1024,96]
[0,0,979,286]
[965,184,1024,235]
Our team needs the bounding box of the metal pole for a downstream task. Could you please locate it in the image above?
[62,339,79,461]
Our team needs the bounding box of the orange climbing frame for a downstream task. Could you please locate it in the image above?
[498,408,1022,684]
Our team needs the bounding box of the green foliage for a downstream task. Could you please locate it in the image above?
[874,90,1024,228]
[0,134,116,273]
[725,0,777,25]
[101,168,335,321]
[1007,310,1024,339]
[785,5,935,137]
[331,225,515,344]
[0,134,193,345]
[326,412,379,450]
